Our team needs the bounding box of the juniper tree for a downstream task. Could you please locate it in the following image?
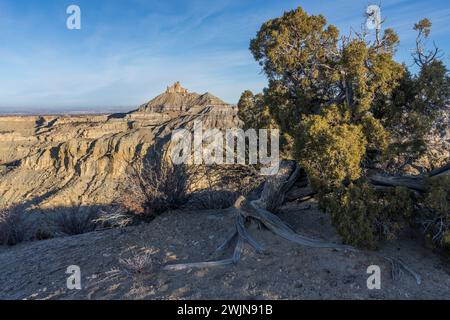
[237,7,449,249]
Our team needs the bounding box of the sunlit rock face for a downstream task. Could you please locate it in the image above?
[135,82,229,113]
[0,84,240,209]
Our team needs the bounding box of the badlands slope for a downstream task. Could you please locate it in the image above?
[0,83,240,210]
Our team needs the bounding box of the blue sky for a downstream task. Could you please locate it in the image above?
[0,0,449,112]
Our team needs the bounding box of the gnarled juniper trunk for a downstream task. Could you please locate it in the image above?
[163,161,353,271]
[368,163,450,193]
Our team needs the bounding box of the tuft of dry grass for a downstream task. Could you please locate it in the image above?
[53,208,98,236]
[93,208,135,229]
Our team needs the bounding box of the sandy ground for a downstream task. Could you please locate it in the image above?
[0,201,449,300]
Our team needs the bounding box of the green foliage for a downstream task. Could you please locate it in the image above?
[237,90,294,158]
[296,105,367,189]
[425,176,450,216]
[321,182,414,249]
[375,60,450,169]
[374,19,450,169]
[340,38,404,115]
[250,7,340,95]
[248,6,403,174]
[237,90,273,130]
[249,7,340,144]
[240,6,449,252]
[414,18,432,37]
[246,6,449,178]
[361,115,390,152]
[422,176,450,253]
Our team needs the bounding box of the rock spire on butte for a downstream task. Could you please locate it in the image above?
[133,81,230,113]
[166,81,188,94]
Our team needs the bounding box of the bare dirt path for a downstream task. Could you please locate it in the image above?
[0,201,449,300]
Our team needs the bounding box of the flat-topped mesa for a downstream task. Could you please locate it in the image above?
[166,81,188,94]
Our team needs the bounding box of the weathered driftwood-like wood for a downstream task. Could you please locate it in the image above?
[367,162,449,193]
[285,185,315,202]
[248,199,353,250]
[256,160,300,211]
[368,175,425,192]
[429,163,450,177]
[163,160,351,271]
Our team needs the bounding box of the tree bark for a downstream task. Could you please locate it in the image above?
[367,162,449,193]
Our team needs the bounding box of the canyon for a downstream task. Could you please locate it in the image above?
[0,83,241,210]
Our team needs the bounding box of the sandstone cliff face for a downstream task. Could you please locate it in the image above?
[0,116,40,165]
[0,85,240,209]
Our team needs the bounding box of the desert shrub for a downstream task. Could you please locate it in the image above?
[420,176,450,253]
[32,229,53,241]
[185,163,264,210]
[121,160,189,221]
[93,208,135,229]
[54,208,98,235]
[119,250,156,274]
[320,181,414,249]
[0,208,26,246]
[187,190,239,210]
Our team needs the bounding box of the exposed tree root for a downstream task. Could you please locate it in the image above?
[384,257,422,285]
[368,162,449,192]
[368,175,426,192]
[162,161,446,286]
[163,162,353,271]
[247,199,353,250]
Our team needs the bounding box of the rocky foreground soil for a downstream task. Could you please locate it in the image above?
[1,201,448,300]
